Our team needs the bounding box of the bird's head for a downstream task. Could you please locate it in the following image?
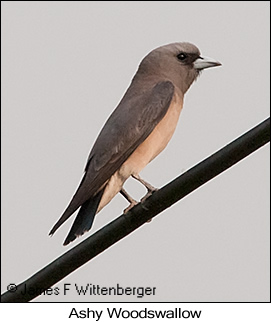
[137,42,221,94]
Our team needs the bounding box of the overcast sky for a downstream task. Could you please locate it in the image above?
[2,1,270,302]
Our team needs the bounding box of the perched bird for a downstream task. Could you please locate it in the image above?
[49,42,221,245]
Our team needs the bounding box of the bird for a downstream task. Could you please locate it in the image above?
[49,42,221,245]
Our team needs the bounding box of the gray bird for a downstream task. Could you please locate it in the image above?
[49,42,221,245]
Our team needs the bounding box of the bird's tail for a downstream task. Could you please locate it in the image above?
[63,188,105,246]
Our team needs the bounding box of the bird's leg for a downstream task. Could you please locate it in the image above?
[120,188,138,213]
[131,174,159,223]
[132,174,158,202]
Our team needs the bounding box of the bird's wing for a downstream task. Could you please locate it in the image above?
[49,80,175,235]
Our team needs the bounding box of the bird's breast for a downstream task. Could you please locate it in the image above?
[120,91,183,177]
[97,91,183,212]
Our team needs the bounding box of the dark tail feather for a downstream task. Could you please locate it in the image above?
[63,188,105,246]
[49,173,89,236]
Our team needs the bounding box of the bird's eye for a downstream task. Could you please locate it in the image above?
[177,52,188,61]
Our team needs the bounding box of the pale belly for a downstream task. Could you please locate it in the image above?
[97,92,183,212]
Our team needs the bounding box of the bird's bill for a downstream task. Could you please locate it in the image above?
[194,56,222,70]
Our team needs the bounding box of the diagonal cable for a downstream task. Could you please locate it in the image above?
[1,117,269,302]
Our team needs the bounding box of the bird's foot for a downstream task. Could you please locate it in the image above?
[123,200,138,214]
[140,187,158,203]
[120,188,138,213]
[140,187,158,223]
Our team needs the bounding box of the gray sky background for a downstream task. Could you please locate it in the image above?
[2,1,270,302]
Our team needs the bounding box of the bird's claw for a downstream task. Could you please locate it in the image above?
[140,187,158,203]
[123,200,138,213]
